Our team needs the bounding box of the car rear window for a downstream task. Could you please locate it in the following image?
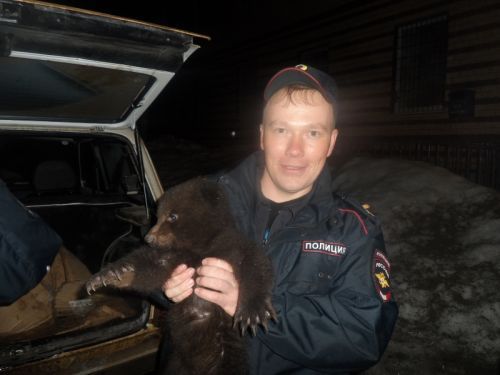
[0,56,154,123]
[0,135,141,201]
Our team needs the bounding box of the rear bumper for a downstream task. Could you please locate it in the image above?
[2,324,161,374]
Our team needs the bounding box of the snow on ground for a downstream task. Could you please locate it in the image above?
[332,157,500,375]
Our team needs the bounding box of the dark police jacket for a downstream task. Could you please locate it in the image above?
[218,152,398,375]
[0,179,61,306]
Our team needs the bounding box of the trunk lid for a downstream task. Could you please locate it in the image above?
[0,0,207,129]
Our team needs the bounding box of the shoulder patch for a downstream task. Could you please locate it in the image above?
[372,250,392,302]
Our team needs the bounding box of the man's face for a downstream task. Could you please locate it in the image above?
[260,88,338,202]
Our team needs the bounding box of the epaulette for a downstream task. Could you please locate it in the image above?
[333,192,381,236]
[341,194,376,218]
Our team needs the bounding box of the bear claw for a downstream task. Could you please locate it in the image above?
[233,297,277,336]
[85,263,134,295]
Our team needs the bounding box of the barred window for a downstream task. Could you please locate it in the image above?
[394,15,448,113]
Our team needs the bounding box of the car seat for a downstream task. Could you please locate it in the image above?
[33,160,77,194]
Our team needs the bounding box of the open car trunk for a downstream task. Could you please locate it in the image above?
[0,2,207,369]
[0,131,154,367]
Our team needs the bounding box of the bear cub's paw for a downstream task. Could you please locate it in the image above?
[86,263,135,294]
[233,294,277,336]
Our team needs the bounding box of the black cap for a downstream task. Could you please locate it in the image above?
[263,64,337,103]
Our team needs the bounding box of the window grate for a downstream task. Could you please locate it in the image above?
[394,15,448,113]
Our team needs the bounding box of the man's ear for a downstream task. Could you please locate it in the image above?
[327,128,339,157]
[259,124,264,151]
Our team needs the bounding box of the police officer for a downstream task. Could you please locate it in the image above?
[163,65,398,374]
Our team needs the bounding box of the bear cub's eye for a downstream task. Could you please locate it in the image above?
[167,213,178,223]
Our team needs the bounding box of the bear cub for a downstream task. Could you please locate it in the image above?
[86,177,276,375]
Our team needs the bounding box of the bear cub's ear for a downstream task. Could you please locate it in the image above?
[199,180,223,206]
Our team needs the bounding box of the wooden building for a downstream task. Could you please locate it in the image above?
[160,0,500,189]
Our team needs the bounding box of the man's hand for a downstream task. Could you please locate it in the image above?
[194,258,239,317]
[163,264,195,303]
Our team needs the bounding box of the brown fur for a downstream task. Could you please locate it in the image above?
[86,178,275,375]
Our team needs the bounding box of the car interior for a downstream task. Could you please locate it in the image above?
[0,132,155,365]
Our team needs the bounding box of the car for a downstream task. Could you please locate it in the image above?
[0,0,208,373]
